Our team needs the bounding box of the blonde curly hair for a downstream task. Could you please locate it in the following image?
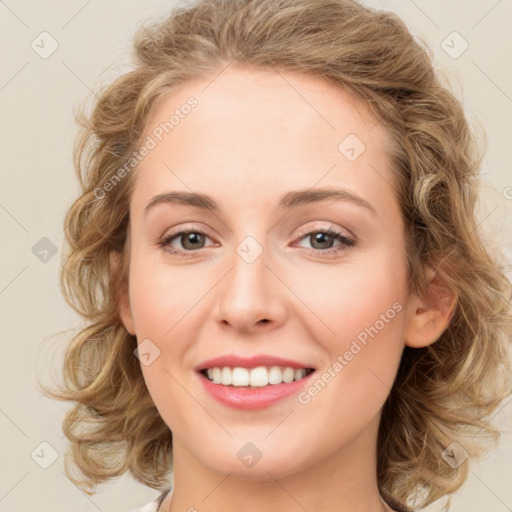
[40,0,512,509]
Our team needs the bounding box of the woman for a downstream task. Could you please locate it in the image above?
[42,0,512,511]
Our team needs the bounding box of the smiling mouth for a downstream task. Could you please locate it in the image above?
[199,365,315,388]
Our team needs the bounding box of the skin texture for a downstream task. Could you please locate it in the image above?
[115,67,455,512]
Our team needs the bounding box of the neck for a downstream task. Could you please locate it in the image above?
[163,413,393,512]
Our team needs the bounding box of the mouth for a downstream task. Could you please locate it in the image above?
[198,366,316,388]
[195,354,318,409]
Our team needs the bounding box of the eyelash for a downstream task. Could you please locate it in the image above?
[158,226,355,258]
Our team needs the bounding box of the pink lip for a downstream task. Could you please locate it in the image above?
[195,354,315,371]
[197,370,316,410]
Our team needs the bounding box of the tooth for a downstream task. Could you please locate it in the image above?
[249,366,269,387]
[282,367,295,383]
[221,367,232,385]
[212,367,221,384]
[232,367,250,386]
[268,366,283,384]
[294,369,306,380]
[205,365,311,386]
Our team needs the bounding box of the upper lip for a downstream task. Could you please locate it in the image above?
[196,354,316,371]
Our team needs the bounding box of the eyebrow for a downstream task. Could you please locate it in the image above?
[144,187,377,216]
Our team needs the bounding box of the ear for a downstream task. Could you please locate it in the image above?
[109,251,136,336]
[404,265,457,348]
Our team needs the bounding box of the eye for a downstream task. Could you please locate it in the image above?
[157,225,356,258]
[158,229,215,257]
[294,227,355,255]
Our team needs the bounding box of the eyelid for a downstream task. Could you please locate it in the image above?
[294,222,353,240]
[161,222,214,240]
[160,222,351,242]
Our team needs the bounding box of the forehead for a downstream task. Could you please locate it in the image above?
[131,66,396,215]
[143,66,384,146]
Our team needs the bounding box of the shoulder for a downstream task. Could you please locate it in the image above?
[126,489,171,512]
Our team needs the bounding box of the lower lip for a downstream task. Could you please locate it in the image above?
[198,371,315,410]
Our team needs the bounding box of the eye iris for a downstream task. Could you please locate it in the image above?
[311,232,333,249]
[182,232,204,250]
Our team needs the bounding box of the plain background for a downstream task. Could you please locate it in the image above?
[0,1,511,511]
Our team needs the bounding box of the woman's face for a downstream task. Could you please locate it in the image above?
[118,67,419,479]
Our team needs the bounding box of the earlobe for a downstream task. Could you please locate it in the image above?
[404,266,457,348]
[109,251,136,336]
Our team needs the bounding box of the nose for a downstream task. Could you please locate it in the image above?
[212,239,288,334]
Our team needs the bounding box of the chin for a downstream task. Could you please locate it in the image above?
[193,435,315,480]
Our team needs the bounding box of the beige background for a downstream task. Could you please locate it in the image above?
[0,0,511,511]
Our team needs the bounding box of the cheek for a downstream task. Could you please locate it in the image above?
[127,252,218,402]
[290,248,407,343]
[128,252,204,336]
[293,250,407,403]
